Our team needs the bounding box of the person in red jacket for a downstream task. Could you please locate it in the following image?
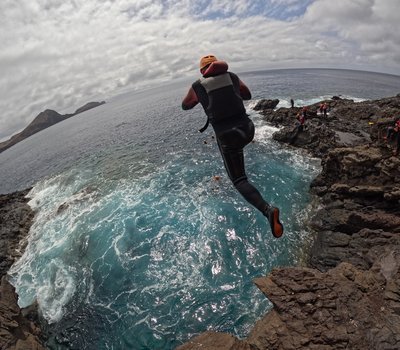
[181,55,283,238]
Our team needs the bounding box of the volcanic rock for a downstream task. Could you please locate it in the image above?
[0,190,45,350]
[253,99,280,111]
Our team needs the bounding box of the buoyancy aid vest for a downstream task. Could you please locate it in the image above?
[192,72,246,132]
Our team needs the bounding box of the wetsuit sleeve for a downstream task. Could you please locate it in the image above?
[182,87,199,110]
[239,80,251,100]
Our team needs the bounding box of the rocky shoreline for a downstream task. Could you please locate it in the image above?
[0,190,45,350]
[1,95,400,349]
[178,95,400,349]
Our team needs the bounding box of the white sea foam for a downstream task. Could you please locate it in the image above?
[254,123,280,142]
[36,260,77,323]
[8,168,103,322]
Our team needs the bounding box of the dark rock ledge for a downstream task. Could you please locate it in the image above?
[178,95,400,349]
[0,189,45,350]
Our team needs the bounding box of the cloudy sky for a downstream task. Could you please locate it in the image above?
[1,0,400,141]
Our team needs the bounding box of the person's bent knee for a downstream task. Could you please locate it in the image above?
[232,176,248,188]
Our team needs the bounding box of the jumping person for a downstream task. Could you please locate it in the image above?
[181,55,283,238]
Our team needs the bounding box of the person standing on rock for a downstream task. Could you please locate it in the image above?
[322,103,328,117]
[290,111,306,144]
[319,103,324,115]
[384,119,400,156]
[181,54,284,238]
[302,106,308,119]
[290,98,294,108]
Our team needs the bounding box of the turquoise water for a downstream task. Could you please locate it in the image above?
[4,69,400,349]
[9,115,319,349]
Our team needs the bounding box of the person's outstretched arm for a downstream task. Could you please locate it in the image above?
[239,79,251,100]
[182,87,198,110]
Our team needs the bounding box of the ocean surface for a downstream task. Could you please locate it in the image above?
[2,69,400,349]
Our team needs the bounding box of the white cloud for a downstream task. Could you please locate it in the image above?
[0,0,399,140]
[304,0,400,63]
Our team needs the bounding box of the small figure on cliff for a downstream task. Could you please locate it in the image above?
[181,55,284,238]
[319,103,324,115]
[322,103,328,117]
[302,106,308,118]
[290,98,294,108]
[384,119,400,156]
[290,112,306,144]
[298,111,306,129]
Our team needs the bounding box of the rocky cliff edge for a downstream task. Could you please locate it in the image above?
[0,190,45,350]
[178,95,400,350]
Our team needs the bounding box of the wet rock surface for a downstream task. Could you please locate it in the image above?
[0,190,45,350]
[0,189,34,277]
[262,96,399,157]
[253,99,280,111]
[178,95,400,349]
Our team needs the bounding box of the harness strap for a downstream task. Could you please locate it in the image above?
[199,118,209,133]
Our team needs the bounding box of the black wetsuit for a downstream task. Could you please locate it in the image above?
[183,64,269,215]
[215,118,268,213]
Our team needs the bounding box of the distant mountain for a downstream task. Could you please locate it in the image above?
[0,101,105,154]
[74,101,105,114]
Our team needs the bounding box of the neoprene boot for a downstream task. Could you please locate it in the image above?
[264,205,284,238]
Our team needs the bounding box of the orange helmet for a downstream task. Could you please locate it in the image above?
[199,55,217,70]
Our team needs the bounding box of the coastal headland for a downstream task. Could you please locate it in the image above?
[1,95,400,349]
[0,101,106,154]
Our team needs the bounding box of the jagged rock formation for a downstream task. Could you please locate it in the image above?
[0,189,34,277]
[0,277,45,350]
[250,262,400,349]
[0,101,105,154]
[253,99,280,111]
[0,190,45,350]
[178,95,400,349]
[261,96,400,157]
